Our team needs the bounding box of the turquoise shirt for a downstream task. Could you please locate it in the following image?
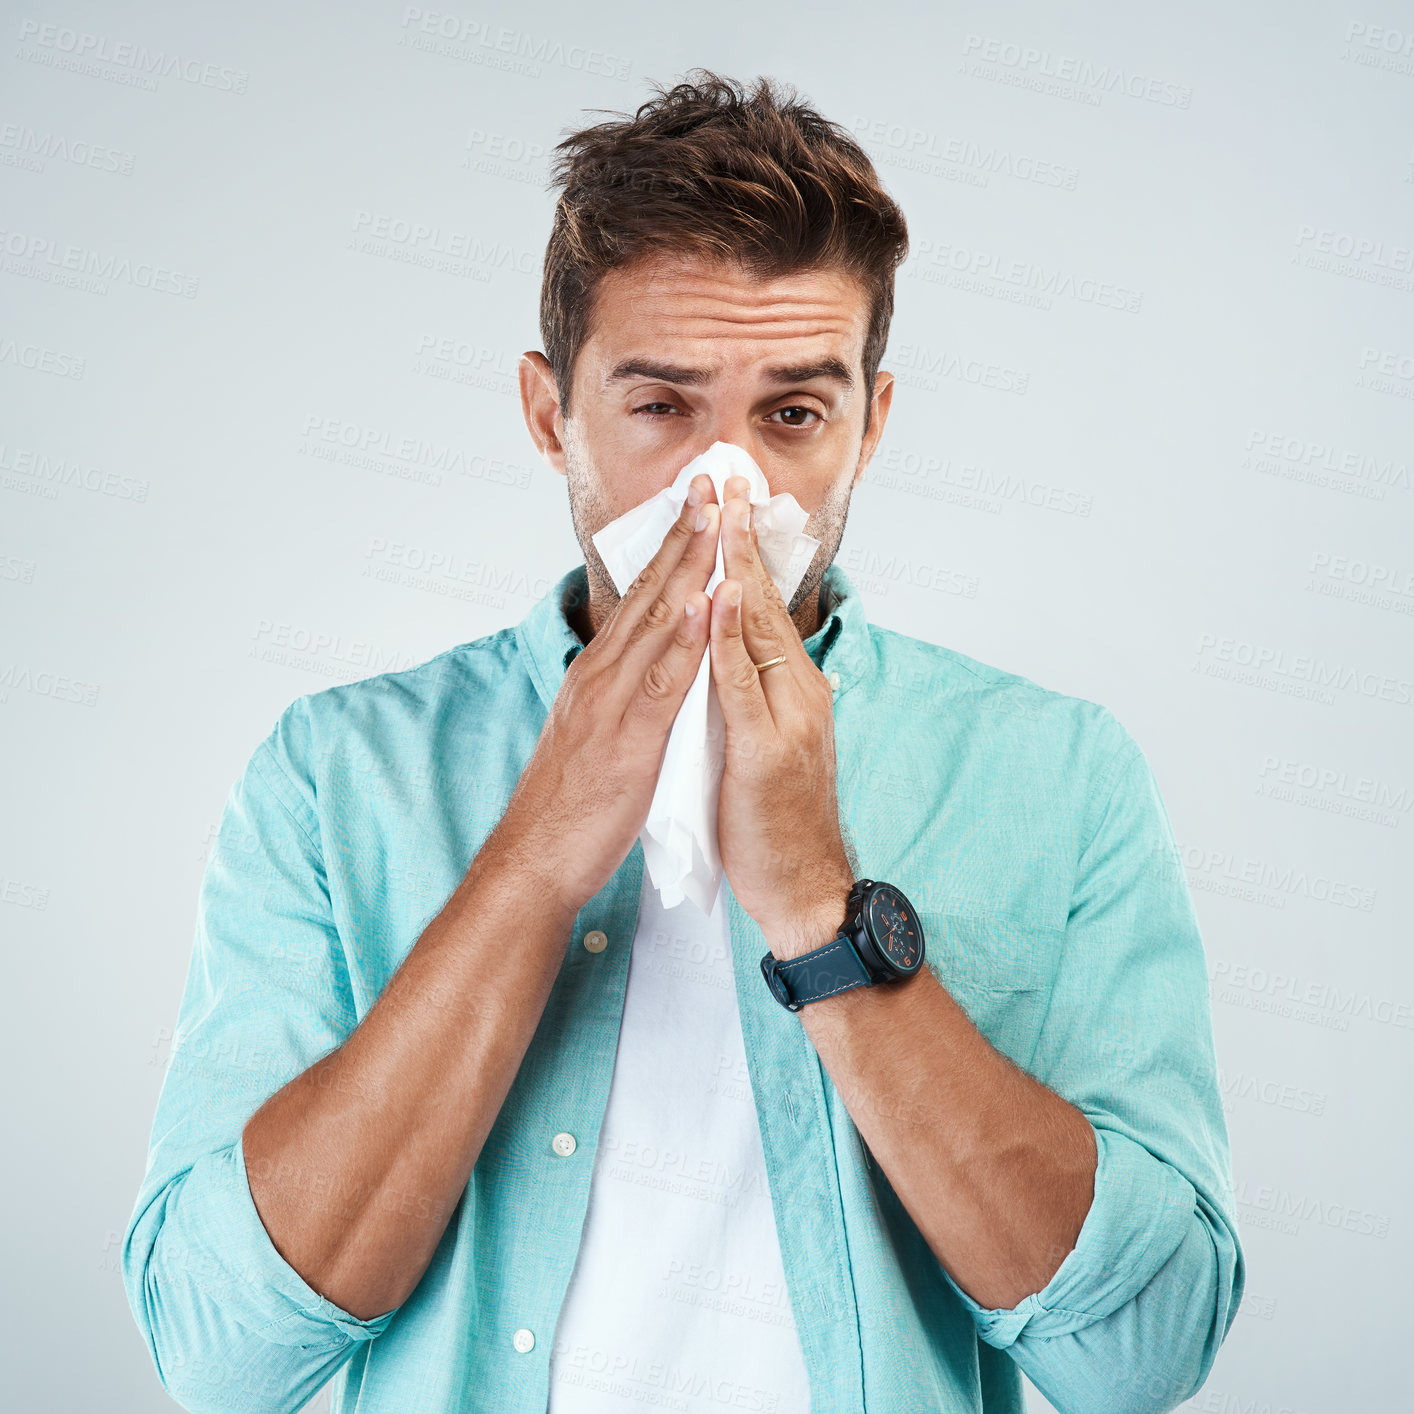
[122,561,1244,1414]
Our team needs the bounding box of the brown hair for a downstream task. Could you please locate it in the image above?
[540,68,909,436]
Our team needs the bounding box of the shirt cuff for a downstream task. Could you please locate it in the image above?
[940,1124,1198,1348]
[176,1134,400,1347]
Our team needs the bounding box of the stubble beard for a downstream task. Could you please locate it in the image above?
[564,446,856,641]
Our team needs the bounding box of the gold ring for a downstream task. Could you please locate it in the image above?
[753,654,788,674]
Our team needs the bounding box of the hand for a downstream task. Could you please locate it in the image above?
[497,474,720,916]
[708,475,854,958]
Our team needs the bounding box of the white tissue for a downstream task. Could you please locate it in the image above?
[591,441,821,914]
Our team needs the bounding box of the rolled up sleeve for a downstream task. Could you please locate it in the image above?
[121,701,397,1414]
[941,724,1245,1414]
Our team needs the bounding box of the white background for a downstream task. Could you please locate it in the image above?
[2,2,1410,1410]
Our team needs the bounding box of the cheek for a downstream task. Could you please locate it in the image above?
[782,469,851,521]
[581,438,707,511]
[571,455,674,525]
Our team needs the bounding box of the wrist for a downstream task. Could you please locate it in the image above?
[474,821,586,924]
[760,862,855,962]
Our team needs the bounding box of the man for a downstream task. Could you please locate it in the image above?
[123,70,1244,1414]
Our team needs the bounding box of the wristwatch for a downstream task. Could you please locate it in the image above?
[760,879,926,1012]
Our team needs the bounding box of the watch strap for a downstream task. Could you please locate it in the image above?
[760,931,873,1012]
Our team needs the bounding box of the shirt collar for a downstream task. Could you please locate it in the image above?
[515,561,875,712]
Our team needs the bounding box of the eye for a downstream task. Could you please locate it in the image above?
[632,401,679,418]
[768,406,822,428]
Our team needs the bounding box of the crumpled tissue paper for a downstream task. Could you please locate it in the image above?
[591,440,821,914]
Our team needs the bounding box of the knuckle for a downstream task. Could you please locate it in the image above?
[641,656,676,702]
[642,593,677,632]
[627,562,661,599]
[746,602,775,636]
[729,660,759,694]
[561,657,606,708]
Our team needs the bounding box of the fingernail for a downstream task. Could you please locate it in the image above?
[686,476,706,507]
[695,506,711,532]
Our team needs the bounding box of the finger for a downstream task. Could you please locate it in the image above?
[621,589,712,736]
[720,476,779,606]
[598,474,717,657]
[616,499,719,678]
[709,578,773,738]
[718,488,803,715]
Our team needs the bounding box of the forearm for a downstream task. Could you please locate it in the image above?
[768,901,1095,1312]
[243,823,578,1321]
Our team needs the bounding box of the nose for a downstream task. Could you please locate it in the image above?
[675,427,768,491]
[707,420,765,460]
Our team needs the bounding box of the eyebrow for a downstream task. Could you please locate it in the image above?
[605,356,855,392]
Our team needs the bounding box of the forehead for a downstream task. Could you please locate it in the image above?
[582,252,869,371]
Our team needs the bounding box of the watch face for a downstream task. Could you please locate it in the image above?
[864,885,924,976]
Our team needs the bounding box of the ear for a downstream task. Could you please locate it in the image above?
[854,368,895,488]
[519,351,567,477]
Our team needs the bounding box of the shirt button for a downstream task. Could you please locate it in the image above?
[551,1131,577,1157]
[828,672,840,691]
[583,929,608,953]
[512,1327,535,1353]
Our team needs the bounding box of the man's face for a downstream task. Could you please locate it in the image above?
[521,250,894,627]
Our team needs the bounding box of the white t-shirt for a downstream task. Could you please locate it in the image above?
[547,874,813,1413]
